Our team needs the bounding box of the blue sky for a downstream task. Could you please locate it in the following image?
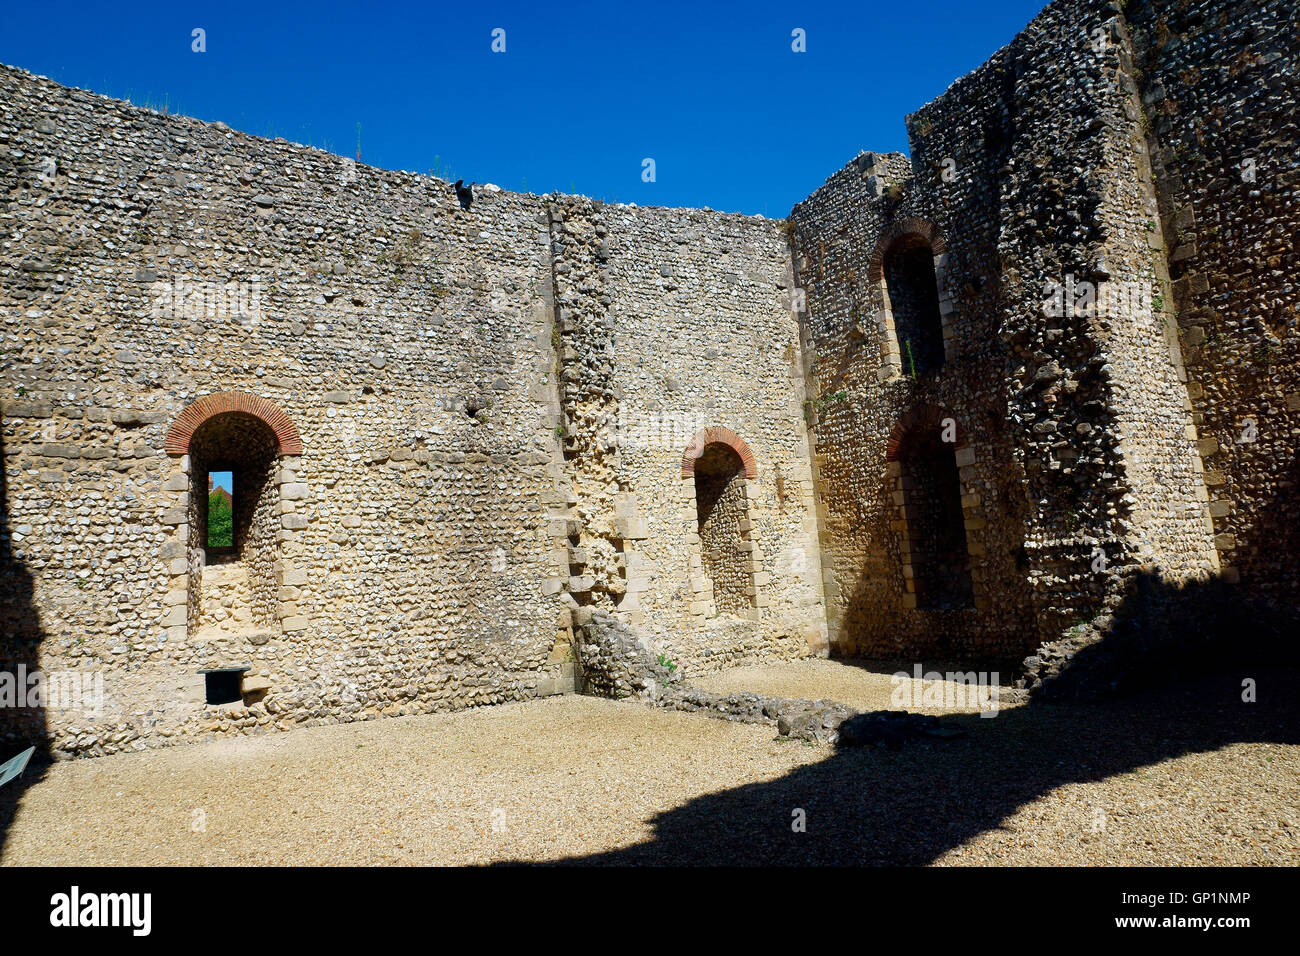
[1,0,1047,215]
[210,471,232,494]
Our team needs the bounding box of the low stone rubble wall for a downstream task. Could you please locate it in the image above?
[574,608,941,746]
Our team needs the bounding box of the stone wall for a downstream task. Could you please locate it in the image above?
[791,140,1040,660]
[1127,0,1300,619]
[0,61,572,756]
[542,197,829,676]
[0,61,827,757]
[786,0,1283,661]
[1,0,1296,758]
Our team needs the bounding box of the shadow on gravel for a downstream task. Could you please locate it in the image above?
[541,668,1297,865]
[537,573,1300,865]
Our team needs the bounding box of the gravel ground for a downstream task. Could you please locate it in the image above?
[694,657,1015,714]
[2,661,1295,866]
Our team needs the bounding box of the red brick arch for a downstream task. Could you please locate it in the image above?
[681,427,757,479]
[886,403,964,461]
[165,391,303,456]
[867,218,947,285]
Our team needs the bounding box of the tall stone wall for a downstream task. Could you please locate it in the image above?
[790,0,1243,660]
[965,0,1218,632]
[0,62,573,756]
[1080,8,1219,584]
[1127,0,1299,624]
[543,197,828,675]
[0,62,825,757]
[791,143,1040,660]
[1,0,1295,757]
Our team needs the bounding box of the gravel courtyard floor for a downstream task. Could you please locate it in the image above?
[693,657,1016,713]
[2,660,1296,866]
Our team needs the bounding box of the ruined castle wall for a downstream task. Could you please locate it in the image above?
[791,0,1232,658]
[1126,0,1300,621]
[791,103,1039,659]
[545,198,827,675]
[1083,9,1219,582]
[0,63,573,756]
[966,0,1218,634]
[2,0,1294,758]
[0,61,826,756]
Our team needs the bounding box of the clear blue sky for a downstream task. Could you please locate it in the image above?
[0,0,1046,216]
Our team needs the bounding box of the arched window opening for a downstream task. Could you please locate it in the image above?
[884,234,945,376]
[694,442,750,615]
[187,412,281,633]
[898,429,973,610]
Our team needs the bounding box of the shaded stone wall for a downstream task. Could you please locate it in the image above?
[792,141,1038,660]
[1127,0,1300,623]
[695,444,750,615]
[965,0,1217,633]
[789,0,1250,659]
